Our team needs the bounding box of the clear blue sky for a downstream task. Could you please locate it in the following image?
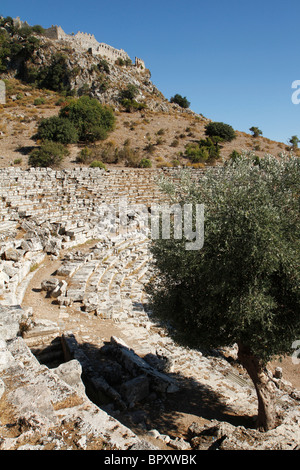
[1,0,300,144]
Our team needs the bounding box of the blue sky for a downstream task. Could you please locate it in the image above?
[1,0,300,144]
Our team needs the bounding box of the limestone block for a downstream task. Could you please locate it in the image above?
[22,319,60,339]
[2,262,19,278]
[0,340,15,372]
[110,336,179,394]
[0,305,22,341]
[52,359,86,396]
[4,248,24,262]
[50,280,67,299]
[7,382,57,423]
[83,293,99,312]
[0,270,9,288]
[41,278,60,292]
[120,375,149,408]
[21,238,44,252]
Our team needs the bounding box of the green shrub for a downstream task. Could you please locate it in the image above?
[34,53,72,93]
[205,121,236,142]
[31,25,45,35]
[185,137,221,164]
[229,150,242,161]
[289,135,299,149]
[37,116,79,144]
[98,59,110,74]
[89,160,107,169]
[76,147,94,164]
[33,97,45,106]
[120,98,146,112]
[119,85,139,101]
[139,158,152,168]
[170,94,190,109]
[29,141,69,167]
[118,85,146,112]
[249,126,263,137]
[59,95,115,143]
[118,144,140,167]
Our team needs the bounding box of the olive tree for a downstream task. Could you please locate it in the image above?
[147,153,300,431]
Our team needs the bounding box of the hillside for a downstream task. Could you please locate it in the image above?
[0,16,295,170]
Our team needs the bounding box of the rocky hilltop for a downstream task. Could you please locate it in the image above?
[0,15,169,111]
[0,16,293,169]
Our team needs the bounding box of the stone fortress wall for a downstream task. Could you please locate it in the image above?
[8,17,146,69]
[43,24,146,69]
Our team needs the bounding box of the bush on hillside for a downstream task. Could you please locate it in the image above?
[118,85,146,112]
[249,126,263,137]
[76,147,94,164]
[205,121,236,142]
[59,95,115,142]
[170,94,190,109]
[139,158,152,168]
[34,53,72,93]
[36,116,79,144]
[185,137,221,164]
[89,160,107,169]
[28,141,69,167]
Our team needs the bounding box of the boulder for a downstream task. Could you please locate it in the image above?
[120,375,150,408]
[50,280,67,299]
[52,359,86,396]
[4,248,24,262]
[41,278,60,292]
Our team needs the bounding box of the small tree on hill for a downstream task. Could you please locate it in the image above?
[170,94,190,109]
[36,116,79,144]
[147,153,300,431]
[289,135,299,150]
[59,95,115,142]
[250,126,263,138]
[29,141,69,167]
[205,121,236,142]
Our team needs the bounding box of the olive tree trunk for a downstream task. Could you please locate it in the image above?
[237,342,277,431]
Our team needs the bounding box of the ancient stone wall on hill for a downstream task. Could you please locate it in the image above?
[43,25,132,64]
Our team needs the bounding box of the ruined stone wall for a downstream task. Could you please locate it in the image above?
[135,57,146,70]
[43,25,67,40]
[0,167,205,224]
[43,26,131,64]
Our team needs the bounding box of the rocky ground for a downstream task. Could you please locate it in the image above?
[1,226,299,450]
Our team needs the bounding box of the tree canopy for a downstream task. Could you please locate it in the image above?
[147,153,300,430]
[205,121,236,142]
[170,94,190,109]
[59,95,115,142]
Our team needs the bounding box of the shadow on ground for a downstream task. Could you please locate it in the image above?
[31,335,256,440]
